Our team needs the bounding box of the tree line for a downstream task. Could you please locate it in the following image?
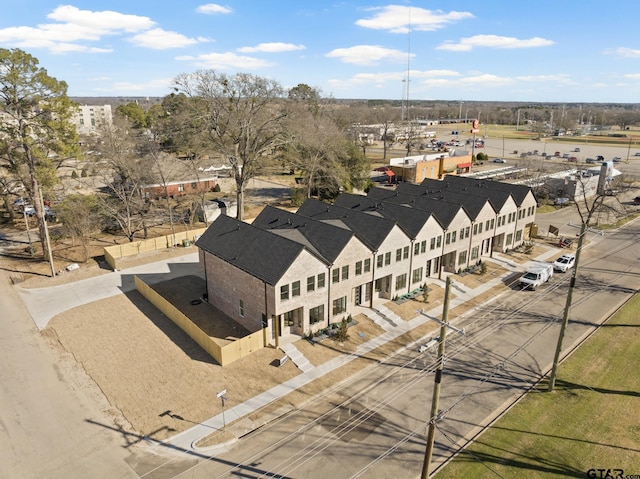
[0,48,371,267]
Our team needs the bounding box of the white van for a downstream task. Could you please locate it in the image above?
[519,263,553,290]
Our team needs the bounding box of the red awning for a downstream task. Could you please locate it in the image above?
[457,162,472,168]
[385,170,395,177]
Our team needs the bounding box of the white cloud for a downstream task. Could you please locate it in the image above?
[328,69,461,89]
[129,28,206,49]
[610,47,640,58]
[356,5,474,34]
[237,42,305,53]
[109,77,174,92]
[0,5,156,54]
[196,4,233,15]
[437,34,554,51]
[47,5,155,33]
[326,45,411,66]
[624,73,640,79]
[176,52,273,69]
[516,74,576,85]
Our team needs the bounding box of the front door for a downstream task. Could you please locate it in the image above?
[354,285,362,306]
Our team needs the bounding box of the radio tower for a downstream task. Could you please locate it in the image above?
[401,10,411,122]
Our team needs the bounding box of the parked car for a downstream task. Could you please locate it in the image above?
[568,156,578,162]
[493,158,507,163]
[635,152,640,157]
[562,153,570,159]
[634,196,640,205]
[596,155,605,161]
[572,147,581,152]
[519,263,553,290]
[585,158,597,164]
[554,151,561,157]
[553,253,576,272]
[612,156,622,163]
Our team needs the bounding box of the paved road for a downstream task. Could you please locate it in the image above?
[0,267,139,479]
[155,220,640,478]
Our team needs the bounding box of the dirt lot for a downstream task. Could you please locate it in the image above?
[36,257,513,443]
[2,206,536,445]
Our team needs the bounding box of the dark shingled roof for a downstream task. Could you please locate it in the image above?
[440,175,532,206]
[334,193,442,239]
[252,205,355,264]
[419,178,513,210]
[297,198,398,251]
[195,214,320,285]
[394,182,497,220]
[366,187,469,228]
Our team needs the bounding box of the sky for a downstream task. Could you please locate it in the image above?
[1,1,640,103]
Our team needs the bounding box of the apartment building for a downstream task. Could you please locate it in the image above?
[195,177,537,344]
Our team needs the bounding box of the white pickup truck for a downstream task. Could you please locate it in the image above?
[518,263,553,290]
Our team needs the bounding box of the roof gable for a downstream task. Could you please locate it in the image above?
[195,215,314,285]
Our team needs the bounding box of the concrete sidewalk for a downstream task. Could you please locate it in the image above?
[17,252,201,330]
[159,248,559,454]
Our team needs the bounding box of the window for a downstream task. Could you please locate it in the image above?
[414,243,420,255]
[332,268,340,284]
[445,232,451,245]
[364,258,371,273]
[497,216,502,227]
[485,220,490,231]
[292,281,300,297]
[317,273,325,288]
[385,252,391,266]
[239,299,245,317]
[412,267,423,284]
[430,237,436,250]
[395,274,407,291]
[451,231,457,242]
[341,265,349,280]
[396,248,402,262]
[284,311,294,326]
[403,246,409,259]
[310,305,324,324]
[307,276,315,292]
[355,261,362,275]
[473,224,478,235]
[458,251,467,265]
[436,235,442,248]
[191,182,197,189]
[178,184,184,192]
[506,233,513,245]
[478,222,483,234]
[421,240,426,253]
[332,296,347,315]
[280,285,289,301]
[471,246,479,260]
[377,254,383,268]
[460,228,465,239]
[465,227,470,239]
[516,230,523,242]
[490,219,495,229]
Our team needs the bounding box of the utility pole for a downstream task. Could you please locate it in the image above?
[421,276,453,479]
[39,188,55,277]
[548,222,586,391]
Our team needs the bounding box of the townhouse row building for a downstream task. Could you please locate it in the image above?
[195,176,537,345]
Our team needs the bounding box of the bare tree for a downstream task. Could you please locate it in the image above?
[173,71,288,220]
[91,119,149,242]
[56,194,102,262]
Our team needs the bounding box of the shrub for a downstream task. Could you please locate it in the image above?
[213,184,221,192]
[479,261,487,274]
[422,286,429,303]
[81,169,88,178]
[334,317,350,342]
[71,170,78,179]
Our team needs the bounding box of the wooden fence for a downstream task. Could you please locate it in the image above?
[104,228,207,270]
[134,275,264,366]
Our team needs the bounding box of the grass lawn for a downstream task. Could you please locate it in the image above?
[435,294,640,479]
